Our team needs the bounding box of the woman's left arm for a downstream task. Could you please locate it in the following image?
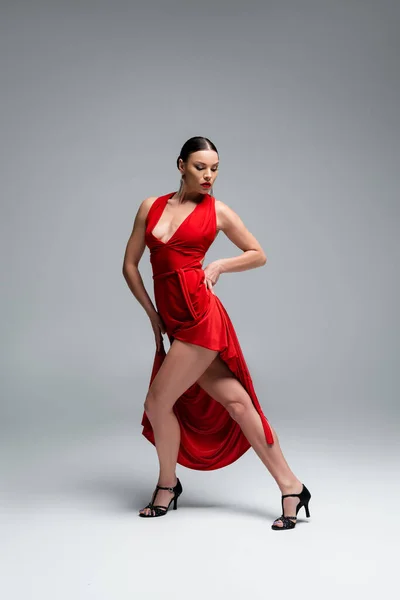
[203,199,267,291]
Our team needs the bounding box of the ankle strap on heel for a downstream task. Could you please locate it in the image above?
[155,479,179,493]
[156,485,175,492]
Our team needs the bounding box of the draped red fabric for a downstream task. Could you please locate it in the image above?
[141,192,274,471]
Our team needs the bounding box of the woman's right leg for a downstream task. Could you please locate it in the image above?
[139,339,218,516]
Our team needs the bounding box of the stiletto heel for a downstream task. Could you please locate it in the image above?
[138,478,183,518]
[271,483,311,530]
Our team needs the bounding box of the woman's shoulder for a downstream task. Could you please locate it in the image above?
[141,195,159,211]
[214,197,232,220]
[214,197,243,233]
[214,197,231,211]
[214,197,229,233]
[137,194,164,224]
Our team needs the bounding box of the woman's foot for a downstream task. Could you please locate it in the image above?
[272,481,304,528]
[139,478,178,517]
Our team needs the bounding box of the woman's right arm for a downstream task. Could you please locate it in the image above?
[122,197,166,350]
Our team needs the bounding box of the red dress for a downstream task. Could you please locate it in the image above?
[141,191,274,470]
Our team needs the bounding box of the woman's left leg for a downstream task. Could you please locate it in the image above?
[196,354,303,527]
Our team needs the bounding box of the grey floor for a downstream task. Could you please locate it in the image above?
[1,418,398,600]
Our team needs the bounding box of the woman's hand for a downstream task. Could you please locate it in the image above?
[150,312,166,352]
[203,261,222,294]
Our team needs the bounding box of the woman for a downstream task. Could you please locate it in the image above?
[122,136,311,530]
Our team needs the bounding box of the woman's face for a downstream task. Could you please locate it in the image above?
[179,150,219,195]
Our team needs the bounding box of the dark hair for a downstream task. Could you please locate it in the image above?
[176,136,218,169]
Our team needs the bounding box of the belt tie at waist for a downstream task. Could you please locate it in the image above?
[152,264,203,320]
[152,263,203,280]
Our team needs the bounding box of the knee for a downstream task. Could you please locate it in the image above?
[144,389,169,421]
[226,399,251,422]
[144,390,161,420]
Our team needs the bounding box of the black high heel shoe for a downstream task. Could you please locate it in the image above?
[138,478,183,518]
[271,483,311,530]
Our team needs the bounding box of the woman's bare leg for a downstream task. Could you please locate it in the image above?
[140,339,218,516]
[197,355,303,527]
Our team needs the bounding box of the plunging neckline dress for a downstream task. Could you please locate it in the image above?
[142,191,274,471]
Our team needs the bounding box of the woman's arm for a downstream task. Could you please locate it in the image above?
[216,199,267,271]
[122,197,166,350]
[204,199,267,289]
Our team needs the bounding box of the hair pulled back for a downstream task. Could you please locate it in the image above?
[176,136,218,169]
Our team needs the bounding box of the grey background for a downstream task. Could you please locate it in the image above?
[1,1,399,598]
